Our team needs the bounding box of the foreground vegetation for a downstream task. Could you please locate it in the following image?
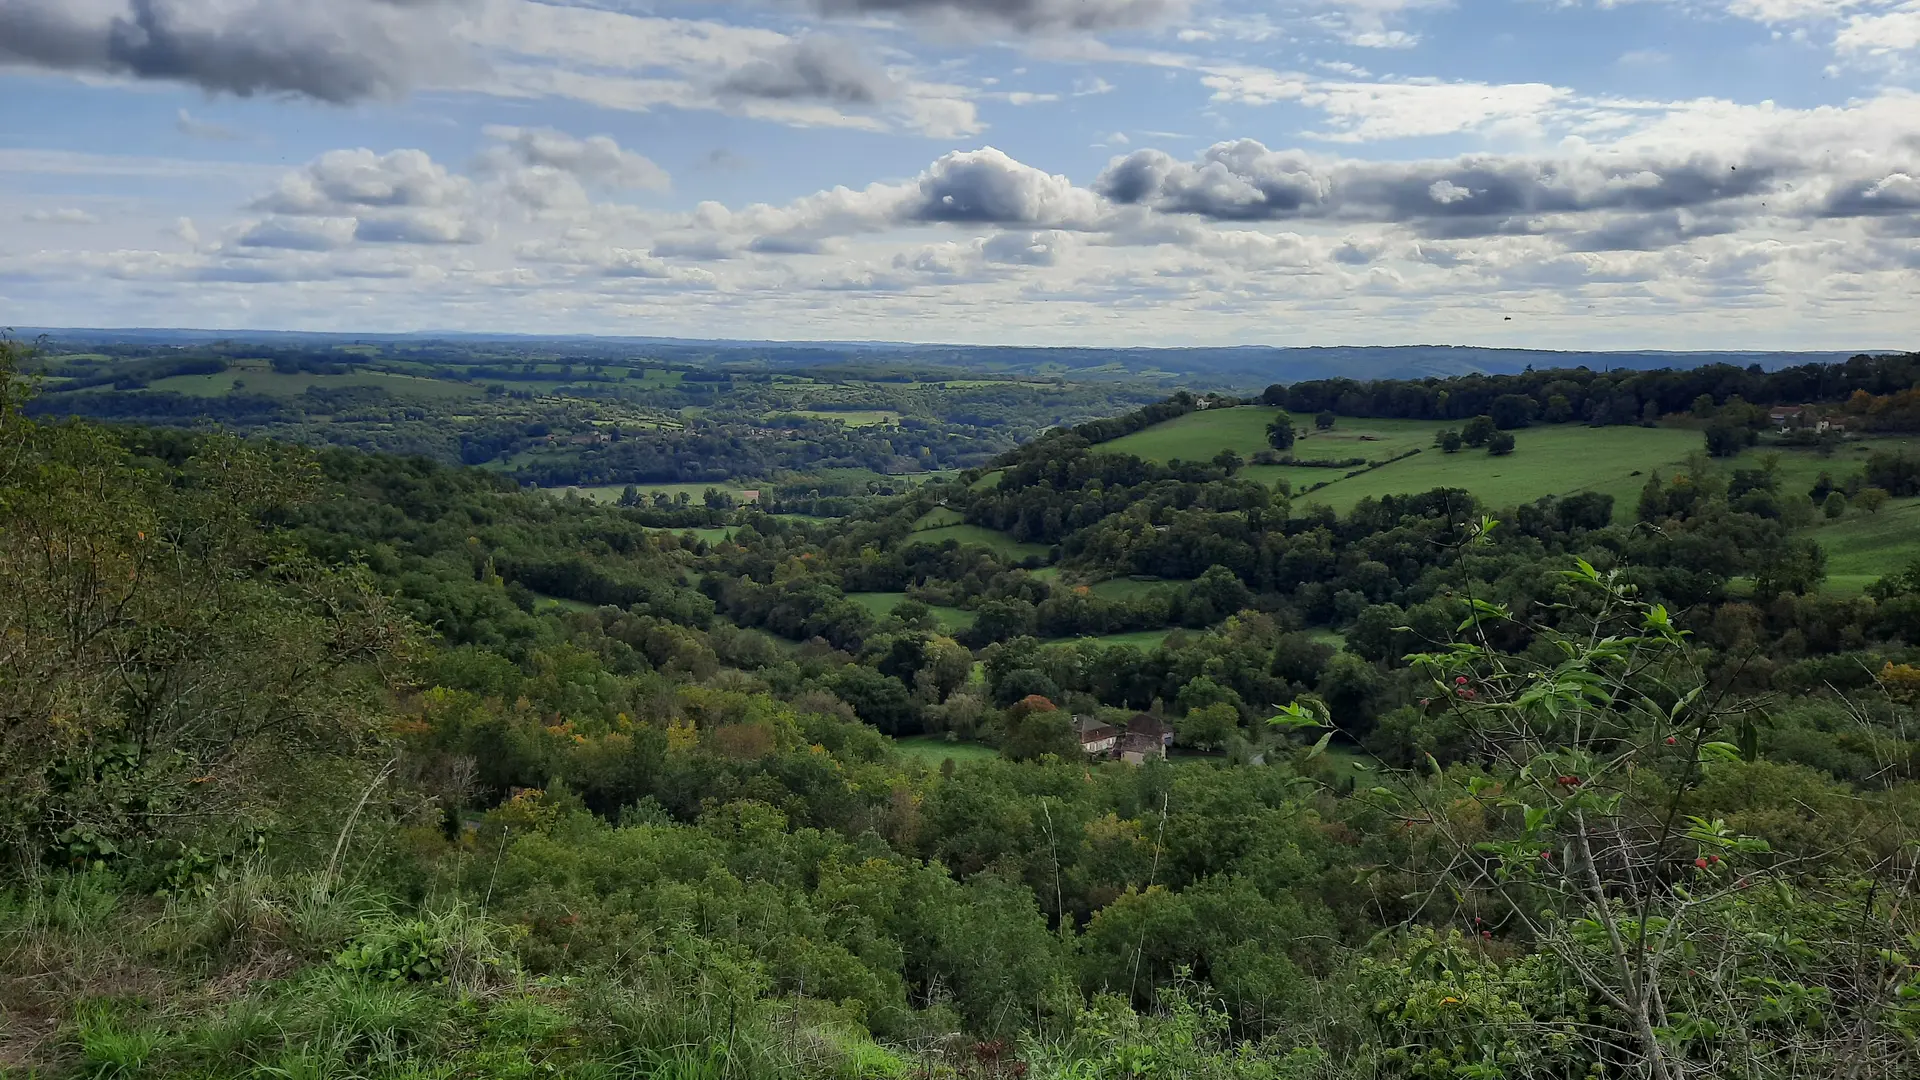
[8,338,1920,1079]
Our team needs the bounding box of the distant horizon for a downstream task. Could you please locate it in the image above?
[12,326,1905,358]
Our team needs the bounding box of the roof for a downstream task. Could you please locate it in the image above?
[1126,713,1167,737]
[1074,715,1115,737]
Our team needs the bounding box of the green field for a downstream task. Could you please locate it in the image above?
[1099,406,1737,522]
[788,409,901,428]
[654,526,735,544]
[564,482,760,504]
[1727,436,1920,498]
[904,524,1049,560]
[143,368,485,401]
[530,592,600,614]
[969,470,1004,492]
[847,592,978,632]
[892,735,1000,767]
[1045,628,1181,650]
[911,506,965,530]
[1087,577,1184,601]
[1103,405,1295,462]
[1300,424,1703,516]
[1805,497,1920,594]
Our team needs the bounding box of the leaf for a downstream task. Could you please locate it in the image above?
[1266,701,1325,730]
[1308,731,1334,759]
[1699,741,1742,763]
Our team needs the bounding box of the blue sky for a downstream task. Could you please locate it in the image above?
[1,0,1916,347]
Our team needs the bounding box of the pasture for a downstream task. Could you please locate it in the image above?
[1044,628,1183,650]
[847,592,979,632]
[561,482,761,507]
[1087,577,1184,601]
[892,736,999,767]
[1098,405,1728,522]
[1805,497,1920,594]
[904,524,1050,560]
[911,506,966,530]
[786,409,902,428]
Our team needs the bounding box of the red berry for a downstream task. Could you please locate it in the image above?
[1455,676,1469,685]
[1665,736,1677,746]
[1556,775,1581,787]
[1539,850,1552,860]
[1694,857,1709,870]
[1481,930,1492,939]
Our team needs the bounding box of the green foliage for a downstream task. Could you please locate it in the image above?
[13,342,1920,1080]
[1460,416,1495,448]
[1265,414,1296,452]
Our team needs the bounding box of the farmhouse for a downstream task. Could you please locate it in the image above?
[1119,714,1171,765]
[1768,405,1845,434]
[1074,716,1117,756]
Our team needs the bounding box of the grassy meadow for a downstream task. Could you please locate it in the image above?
[1805,497,1920,594]
[890,735,1000,767]
[1045,627,1184,650]
[1099,406,1919,593]
[905,523,1050,560]
[847,592,979,632]
[1104,405,1710,522]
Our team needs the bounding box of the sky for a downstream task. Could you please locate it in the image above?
[1,0,1917,348]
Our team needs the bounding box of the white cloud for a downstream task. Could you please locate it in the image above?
[1834,5,1920,61]
[254,149,473,216]
[452,2,980,138]
[23,207,98,224]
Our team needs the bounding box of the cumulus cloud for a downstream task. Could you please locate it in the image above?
[353,209,489,245]
[908,148,1104,226]
[246,148,490,246]
[0,0,474,103]
[489,128,669,186]
[253,148,472,216]
[715,36,898,105]
[984,229,1069,265]
[478,126,669,211]
[1093,138,1823,241]
[237,216,356,250]
[729,147,1106,250]
[1834,5,1920,63]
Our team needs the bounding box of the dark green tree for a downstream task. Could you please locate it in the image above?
[1265,414,1296,451]
[1461,415,1496,448]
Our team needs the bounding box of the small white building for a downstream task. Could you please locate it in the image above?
[1075,716,1118,756]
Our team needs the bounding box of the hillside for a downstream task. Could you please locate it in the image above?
[1098,403,1920,544]
[11,337,1920,1080]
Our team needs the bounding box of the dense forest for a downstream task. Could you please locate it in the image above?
[21,344,1165,489]
[1261,353,1920,433]
[8,335,1920,1079]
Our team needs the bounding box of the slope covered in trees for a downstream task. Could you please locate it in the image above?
[8,338,1920,1079]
